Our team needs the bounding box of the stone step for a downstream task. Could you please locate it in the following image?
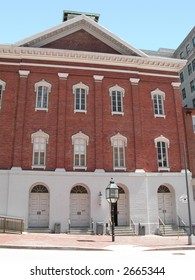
[27,228,52,233]
[159,225,187,236]
[69,227,94,235]
[114,226,135,236]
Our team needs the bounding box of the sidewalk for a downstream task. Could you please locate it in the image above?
[0,233,194,251]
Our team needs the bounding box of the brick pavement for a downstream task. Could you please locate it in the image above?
[0,233,194,250]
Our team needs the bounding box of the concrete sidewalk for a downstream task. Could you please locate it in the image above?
[0,233,194,250]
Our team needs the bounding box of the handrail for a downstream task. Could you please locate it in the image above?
[178,216,186,227]
[0,215,24,234]
[158,217,166,235]
[130,219,135,233]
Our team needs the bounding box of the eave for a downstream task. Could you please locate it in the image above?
[0,44,187,73]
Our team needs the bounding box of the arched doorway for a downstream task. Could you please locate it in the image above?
[113,186,129,226]
[29,185,49,228]
[158,185,174,224]
[70,185,90,227]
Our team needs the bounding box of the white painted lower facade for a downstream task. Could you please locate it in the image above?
[0,168,194,234]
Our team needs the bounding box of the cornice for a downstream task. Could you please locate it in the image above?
[0,45,186,72]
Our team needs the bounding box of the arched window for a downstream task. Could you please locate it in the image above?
[71,185,88,193]
[0,79,6,109]
[31,130,49,169]
[31,185,49,193]
[151,88,165,117]
[109,85,125,115]
[73,82,89,113]
[154,135,170,171]
[34,80,51,111]
[72,131,89,170]
[111,133,127,170]
[158,185,170,193]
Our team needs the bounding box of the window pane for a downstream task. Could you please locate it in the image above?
[75,154,79,166]
[40,152,45,165]
[37,87,42,108]
[112,91,116,111]
[34,152,39,165]
[117,91,122,112]
[43,87,48,108]
[114,147,118,167]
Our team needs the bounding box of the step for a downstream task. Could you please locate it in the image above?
[158,225,187,236]
[114,226,135,236]
[27,228,52,233]
[69,227,94,235]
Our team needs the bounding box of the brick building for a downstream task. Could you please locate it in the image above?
[0,11,193,234]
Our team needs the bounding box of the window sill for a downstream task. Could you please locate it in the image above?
[112,111,124,116]
[74,110,87,114]
[32,165,46,170]
[114,167,126,171]
[158,167,170,172]
[73,166,87,171]
[35,108,48,112]
[154,114,166,118]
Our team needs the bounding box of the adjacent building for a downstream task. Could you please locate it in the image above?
[174,26,195,107]
[0,11,193,234]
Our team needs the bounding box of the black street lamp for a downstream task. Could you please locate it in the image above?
[106,178,119,242]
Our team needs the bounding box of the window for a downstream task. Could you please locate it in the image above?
[72,131,89,170]
[193,186,195,200]
[109,85,125,115]
[154,135,170,171]
[182,88,186,100]
[34,80,51,111]
[73,82,89,113]
[180,72,184,83]
[186,44,190,55]
[0,79,6,109]
[192,116,195,132]
[192,37,195,47]
[151,88,165,117]
[180,51,184,59]
[111,133,127,170]
[188,64,192,75]
[192,59,195,72]
[193,99,195,108]
[190,80,195,93]
[31,130,49,169]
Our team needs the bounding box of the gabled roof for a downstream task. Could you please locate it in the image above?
[15,14,148,57]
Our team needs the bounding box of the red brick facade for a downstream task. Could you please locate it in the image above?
[0,16,186,173]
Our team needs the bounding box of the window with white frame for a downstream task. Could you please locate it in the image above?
[154,135,170,171]
[193,185,195,200]
[73,82,89,113]
[192,116,195,132]
[31,130,49,169]
[109,85,125,115]
[72,131,89,170]
[151,88,165,117]
[111,133,127,170]
[0,79,6,109]
[34,80,51,111]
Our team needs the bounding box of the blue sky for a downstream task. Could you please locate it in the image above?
[0,0,194,51]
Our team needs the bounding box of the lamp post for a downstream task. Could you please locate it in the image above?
[106,178,119,242]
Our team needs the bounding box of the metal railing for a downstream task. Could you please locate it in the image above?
[0,216,24,234]
[159,217,166,235]
[130,219,136,233]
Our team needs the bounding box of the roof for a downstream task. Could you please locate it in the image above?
[15,14,147,57]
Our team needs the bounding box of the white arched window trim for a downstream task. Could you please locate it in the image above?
[72,131,89,170]
[151,88,166,118]
[31,129,49,169]
[34,80,51,112]
[0,79,6,109]
[111,133,127,171]
[73,82,89,114]
[154,135,170,171]
[109,84,125,116]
